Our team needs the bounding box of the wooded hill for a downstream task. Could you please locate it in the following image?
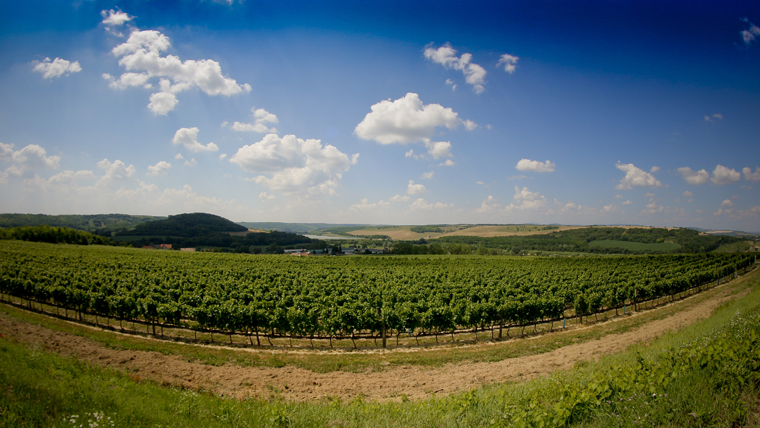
[0,213,164,235]
[429,227,749,254]
[116,213,247,237]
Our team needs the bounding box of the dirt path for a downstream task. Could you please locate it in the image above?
[0,280,751,403]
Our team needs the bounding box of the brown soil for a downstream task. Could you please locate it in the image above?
[0,280,749,403]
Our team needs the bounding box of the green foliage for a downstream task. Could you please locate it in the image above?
[0,213,164,235]
[117,212,247,237]
[410,225,444,234]
[0,225,122,246]
[0,240,753,346]
[435,227,749,254]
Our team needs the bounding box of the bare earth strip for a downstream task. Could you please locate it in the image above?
[0,281,749,403]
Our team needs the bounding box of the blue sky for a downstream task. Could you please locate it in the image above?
[1,0,759,230]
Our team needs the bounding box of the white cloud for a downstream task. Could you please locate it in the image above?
[425,141,452,159]
[496,53,519,73]
[390,194,410,202]
[96,159,136,186]
[445,79,457,91]
[259,192,276,200]
[516,159,555,173]
[677,167,709,185]
[741,18,760,46]
[704,113,723,122]
[231,107,279,134]
[100,9,134,27]
[613,194,622,199]
[147,160,171,176]
[644,192,655,198]
[650,166,660,173]
[743,167,760,182]
[172,127,219,152]
[615,162,661,189]
[721,199,734,208]
[355,93,462,145]
[349,198,389,211]
[409,198,453,210]
[174,153,184,160]
[421,171,435,179]
[424,43,487,93]
[439,159,455,167]
[110,29,251,114]
[603,204,623,214]
[219,153,228,160]
[0,143,61,181]
[508,185,547,210]
[622,200,632,205]
[229,134,355,195]
[32,57,82,79]
[148,92,178,115]
[103,72,152,90]
[407,180,427,195]
[711,165,741,185]
[463,119,478,131]
[683,191,693,197]
[474,195,500,213]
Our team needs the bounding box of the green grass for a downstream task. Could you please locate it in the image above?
[589,239,681,252]
[712,241,752,253]
[2,271,760,427]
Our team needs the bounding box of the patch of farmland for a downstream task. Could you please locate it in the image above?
[589,240,681,252]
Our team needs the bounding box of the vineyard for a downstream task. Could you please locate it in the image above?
[0,240,755,348]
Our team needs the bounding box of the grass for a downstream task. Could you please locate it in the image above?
[0,268,750,374]
[589,239,681,252]
[2,267,760,427]
[712,241,752,253]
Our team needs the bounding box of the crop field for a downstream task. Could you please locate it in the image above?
[0,240,753,349]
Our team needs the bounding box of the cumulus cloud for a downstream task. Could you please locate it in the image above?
[721,199,734,208]
[0,143,61,181]
[711,165,741,185]
[147,160,171,176]
[407,180,427,195]
[421,171,435,179]
[96,159,136,186]
[622,200,632,205]
[229,134,356,195]
[259,192,276,200]
[463,120,478,131]
[231,107,278,133]
[603,204,623,214]
[439,159,455,167]
[508,186,547,210]
[741,18,760,46]
[615,162,661,190]
[677,167,710,185]
[103,72,152,90]
[424,43,487,93]
[683,191,694,197]
[101,9,134,27]
[172,127,219,153]
[355,93,463,145]
[516,159,555,173]
[109,28,251,114]
[350,198,390,211]
[650,166,660,173]
[445,79,457,91]
[148,91,179,115]
[410,198,453,210]
[496,54,519,73]
[743,167,760,182]
[474,195,500,213]
[390,194,410,202]
[425,141,452,159]
[704,113,723,122]
[32,58,81,79]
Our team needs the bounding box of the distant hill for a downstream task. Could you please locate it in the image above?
[117,213,247,237]
[0,213,164,235]
[237,222,371,234]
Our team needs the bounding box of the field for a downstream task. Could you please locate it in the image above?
[588,239,681,252]
[1,240,759,427]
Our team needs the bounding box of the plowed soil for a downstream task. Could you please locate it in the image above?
[0,279,750,403]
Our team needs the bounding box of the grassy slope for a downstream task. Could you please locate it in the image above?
[2,271,760,427]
